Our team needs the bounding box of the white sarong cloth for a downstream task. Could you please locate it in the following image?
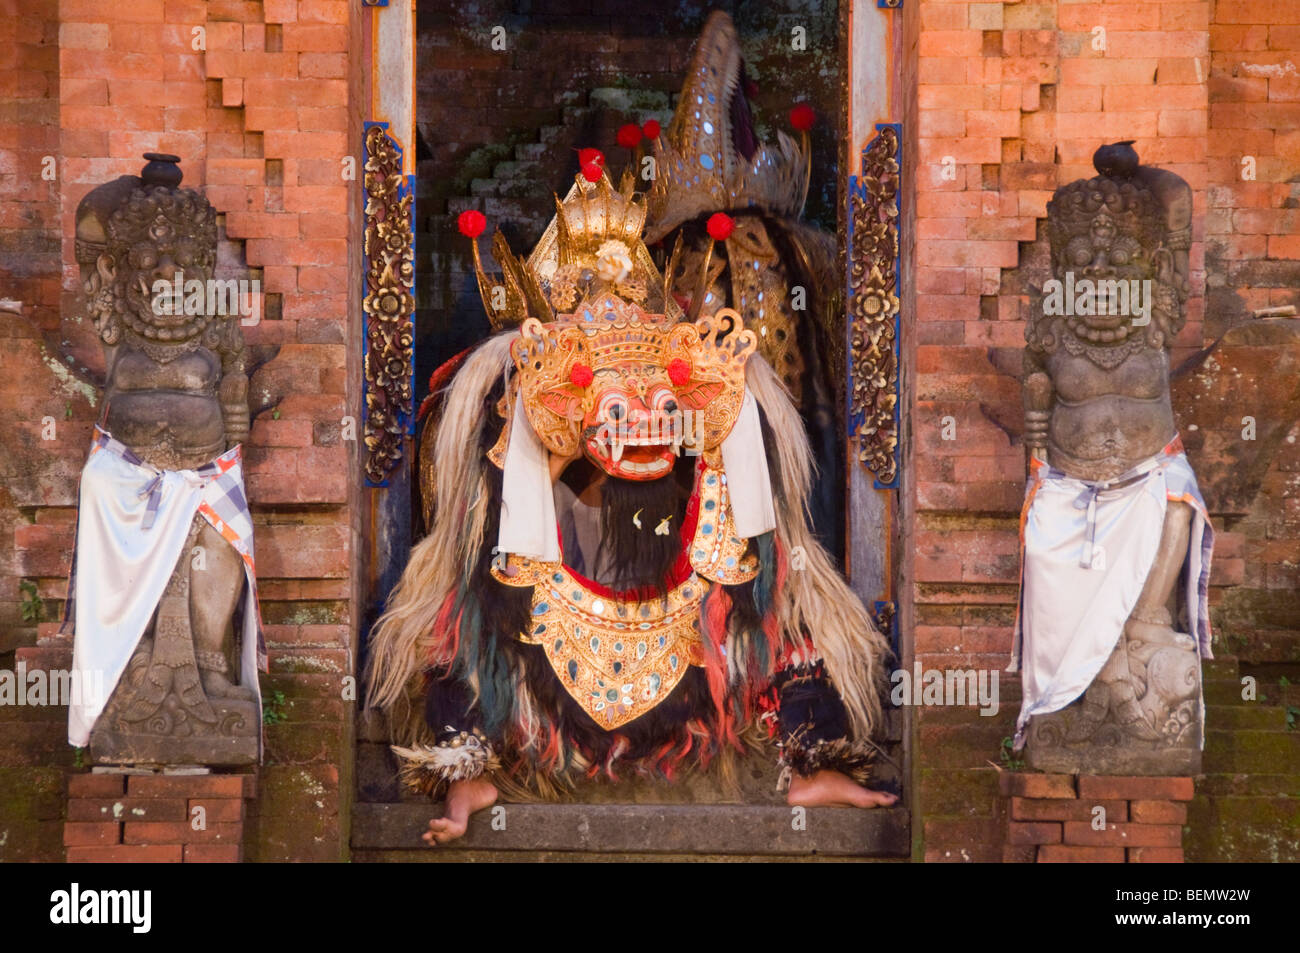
[1009,438,1213,744]
[64,427,265,748]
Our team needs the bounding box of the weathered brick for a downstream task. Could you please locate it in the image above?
[189,798,246,823]
[66,844,182,863]
[1129,847,1184,863]
[183,843,242,862]
[1063,822,1184,847]
[67,797,188,823]
[1077,776,1196,801]
[1000,773,1077,799]
[1012,798,1129,823]
[127,774,248,799]
[1008,821,1063,845]
[1037,845,1126,863]
[1129,800,1189,824]
[67,773,126,798]
[63,822,121,846]
[122,821,243,845]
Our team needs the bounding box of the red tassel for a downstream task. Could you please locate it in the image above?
[789,103,816,132]
[429,591,461,669]
[700,586,738,750]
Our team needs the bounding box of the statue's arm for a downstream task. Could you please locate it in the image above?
[217,318,250,448]
[1023,348,1052,466]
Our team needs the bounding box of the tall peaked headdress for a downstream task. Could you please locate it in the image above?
[643,10,809,243]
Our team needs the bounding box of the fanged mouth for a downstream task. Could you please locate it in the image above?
[586,432,681,478]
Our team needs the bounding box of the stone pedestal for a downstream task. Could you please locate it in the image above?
[65,769,256,863]
[1024,654,1204,776]
[999,772,1192,863]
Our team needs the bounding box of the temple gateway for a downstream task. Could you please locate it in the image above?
[1,1,1297,868]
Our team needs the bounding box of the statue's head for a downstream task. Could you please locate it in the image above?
[1040,142,1191,352]
[76,154,218,344]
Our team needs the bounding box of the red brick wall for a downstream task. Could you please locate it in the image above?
[909,0,1298,863]
[0,0,71,862]
[1204,0,1300,643]
[0,0,362,862]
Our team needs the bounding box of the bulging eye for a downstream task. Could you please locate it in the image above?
[597,394,627,422]
[648,386,678,413]
[1109,239,1140,266]
[1071,237,1092,267]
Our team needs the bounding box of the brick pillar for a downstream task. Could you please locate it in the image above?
[65,770,256,863]
[999,772,1193,863]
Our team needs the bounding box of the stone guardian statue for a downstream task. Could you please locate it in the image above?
[65,154,264,766]
[1012,142,1213,774]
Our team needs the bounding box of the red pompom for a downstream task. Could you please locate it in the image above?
[616,123,643,149]
[569,363,594,388]
[667,358,691,387]
[457,209,486,239]
[789,103,816,132]
[576,147,605,169]
[706,212,734,242]
[642,119,661,140]
[580,162,603,183]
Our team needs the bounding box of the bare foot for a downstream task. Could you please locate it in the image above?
[423,777,499,846]
[1124,617,1194,651]
[201,669,256,702]
[787,769,898,809]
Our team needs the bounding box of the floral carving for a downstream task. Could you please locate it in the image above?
[363,124,415,484]
[848,125,900,487]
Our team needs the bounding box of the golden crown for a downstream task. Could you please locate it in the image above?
[549,172,646,266]
[470,170,681,331]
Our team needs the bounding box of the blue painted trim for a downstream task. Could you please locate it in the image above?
[361,120,416,489]
[846,122,903,491]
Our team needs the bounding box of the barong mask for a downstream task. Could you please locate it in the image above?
[512,304,756,480]
[469,169,757,483]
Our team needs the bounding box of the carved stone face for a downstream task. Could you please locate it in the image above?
[103,188,219,342]
[121,228,213,329]
[581,363,680,481]
[1058,209,1153,336]
[1045,176,1176,348]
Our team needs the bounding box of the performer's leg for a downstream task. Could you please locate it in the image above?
[190,520,254,700]
[424,777,499,846]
